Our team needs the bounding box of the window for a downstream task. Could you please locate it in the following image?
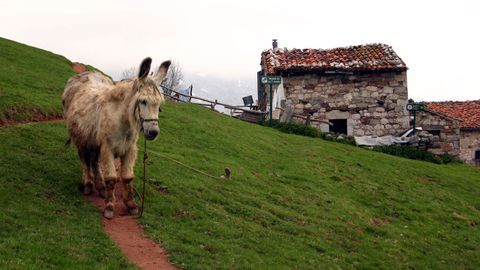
[475,150,480,160]
[329,119,348,134]
[427,130,441,136]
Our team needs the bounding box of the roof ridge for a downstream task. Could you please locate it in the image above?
[261,43,407,74]
[426,100,480,128]
[262,43,392,53]
[426,99,480,103]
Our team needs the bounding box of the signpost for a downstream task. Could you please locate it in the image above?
[406,103,425,135]
[261,76,282,126]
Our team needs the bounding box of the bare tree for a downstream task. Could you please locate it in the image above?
[120,67,137,80]
[160,60,183,95]
[120,61,184,95]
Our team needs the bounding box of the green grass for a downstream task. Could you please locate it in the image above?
[0,37,479,269]
[139,103,480,269]
[0,37,76,124]
[0,122,136,269]
[3,102,478,269]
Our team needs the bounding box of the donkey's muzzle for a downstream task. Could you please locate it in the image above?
[142,120,159,140]
[147,129,158,139]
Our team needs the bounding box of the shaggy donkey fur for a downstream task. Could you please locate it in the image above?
[63,58,170,219]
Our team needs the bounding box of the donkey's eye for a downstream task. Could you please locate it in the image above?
[158,107,162,113]
[141,100,147,105]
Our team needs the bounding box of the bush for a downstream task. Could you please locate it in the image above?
[260,121,461,165]
[372,145,461,164]
[438,153,463,164]
[260,120,319,138]
[319,132,356,146]
[259,120,356,145]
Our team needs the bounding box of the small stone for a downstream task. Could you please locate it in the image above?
[383,86,394,94]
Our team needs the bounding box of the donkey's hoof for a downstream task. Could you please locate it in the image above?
[103,208,114,219]
[97,188,106,199]
[124,199,138,214]
[128,207,139,215]
[83,184,93,195]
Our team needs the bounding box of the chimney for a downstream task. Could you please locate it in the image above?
[272,39,278,50]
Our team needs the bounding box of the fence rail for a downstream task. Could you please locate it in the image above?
[161,84,263,114]
[161,85,331,126]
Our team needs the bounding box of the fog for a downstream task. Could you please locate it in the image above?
[1,0,479,103]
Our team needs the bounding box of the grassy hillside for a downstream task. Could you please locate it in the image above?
[0,122,136,269]
[0,37,76,125]
[0,37,136,269]
[142,103,480,269]
[0,37,478,269]
[1,102,479,269]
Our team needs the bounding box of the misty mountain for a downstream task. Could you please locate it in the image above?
[181,73,257,107]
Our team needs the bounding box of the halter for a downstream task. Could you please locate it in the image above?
[135,100,158,130]
[134,81,163,130]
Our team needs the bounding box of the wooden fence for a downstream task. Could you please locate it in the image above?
[161,84,331,126]
[161,85,263,116]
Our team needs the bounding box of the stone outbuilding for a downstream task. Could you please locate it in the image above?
[259,43,409,136]
[420,101,480,165]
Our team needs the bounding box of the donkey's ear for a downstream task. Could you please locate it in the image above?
[154,60,171,84]
[138,57,152,79]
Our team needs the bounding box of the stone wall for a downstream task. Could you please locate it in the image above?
[279,71,409,136]
[415,111,460,156]
[460,130,480,164]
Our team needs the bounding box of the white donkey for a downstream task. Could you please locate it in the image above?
[62,58,170,219]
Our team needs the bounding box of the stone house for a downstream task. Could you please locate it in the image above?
[419,101,480,164]
[259,43,410,136]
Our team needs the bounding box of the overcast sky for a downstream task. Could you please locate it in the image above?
[1,0,479,101]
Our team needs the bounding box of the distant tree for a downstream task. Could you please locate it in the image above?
[160,60,183,95]
[120,67,137,80]
[120,61,184,96]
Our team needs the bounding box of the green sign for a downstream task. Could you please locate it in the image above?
[406,103,425,111]
[261,76,282,84]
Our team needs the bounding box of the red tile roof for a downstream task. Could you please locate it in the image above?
[426,100,480,129]
[261,44,407,75]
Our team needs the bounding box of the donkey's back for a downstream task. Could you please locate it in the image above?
[62,72,114,115]
[62,72,115,147]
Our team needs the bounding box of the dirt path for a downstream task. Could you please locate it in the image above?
[1,119,178,270]
[0,116,64,128]
[86,186,178,270]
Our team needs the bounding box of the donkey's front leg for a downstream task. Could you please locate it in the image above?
[120,144,138,215]
[100,144,117,219]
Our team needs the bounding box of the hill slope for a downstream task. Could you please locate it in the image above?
[141,103,480,269]
[0,37,478,269]
[1,102,479,269]
[0,37,77,125]
[0,122,136,269]
[0,38,138,269]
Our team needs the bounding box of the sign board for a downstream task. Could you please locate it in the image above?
[261,76,282,84]
[242,95,254,106]
[406,103,425,111]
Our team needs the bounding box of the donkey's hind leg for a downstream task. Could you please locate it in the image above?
[81,163,94,195]
[78,150,93,195]
[90,149,106,198]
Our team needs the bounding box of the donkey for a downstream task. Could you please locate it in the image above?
[62,57,170,219]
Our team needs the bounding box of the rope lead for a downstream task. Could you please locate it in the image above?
[138,138,147,218]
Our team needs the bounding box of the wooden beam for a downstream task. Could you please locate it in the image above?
[161,84,265,114]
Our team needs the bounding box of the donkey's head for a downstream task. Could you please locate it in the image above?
[134,57,171,140]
